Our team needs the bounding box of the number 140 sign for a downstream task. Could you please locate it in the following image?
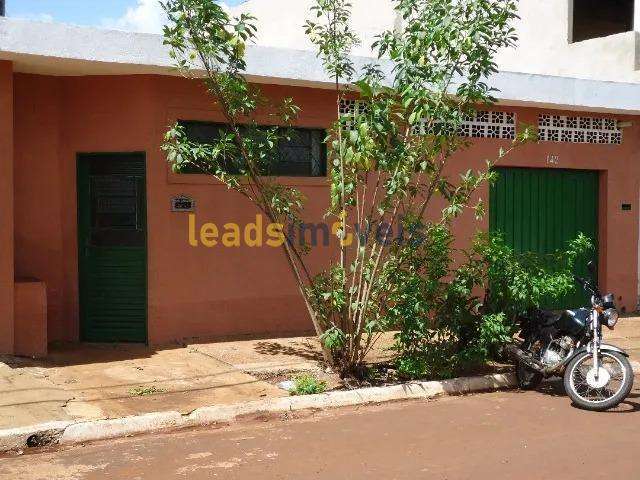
[547,154,559,165]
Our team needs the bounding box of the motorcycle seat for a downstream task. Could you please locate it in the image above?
[538,310,562,326]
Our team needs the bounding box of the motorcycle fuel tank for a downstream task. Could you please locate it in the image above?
[557,308,589,335]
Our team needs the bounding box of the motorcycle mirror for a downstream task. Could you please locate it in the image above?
[587,260,596,276]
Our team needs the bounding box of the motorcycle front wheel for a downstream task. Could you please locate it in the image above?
[564,351,634,411]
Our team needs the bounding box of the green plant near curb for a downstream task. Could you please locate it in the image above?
[129,386,166,397]
[290,374,327,396]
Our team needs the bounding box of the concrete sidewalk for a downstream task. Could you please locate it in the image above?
[193,332,395,374]
[0,331,397,431]
[0,318,637,432]
[0,343,287,430]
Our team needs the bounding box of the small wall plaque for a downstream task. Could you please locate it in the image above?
[622,203,632,211]
[171,195,196,212]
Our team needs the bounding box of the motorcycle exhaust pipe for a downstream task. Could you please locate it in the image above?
[505,344,546,373]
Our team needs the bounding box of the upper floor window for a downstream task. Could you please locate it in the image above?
[572,0,634,43]
[178,121,327,177]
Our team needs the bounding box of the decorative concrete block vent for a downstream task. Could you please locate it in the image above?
[412,110,517,139]
[339,98,370,130]
[340,100,517,140]
[457,111,516,140]
[538,114,622,145]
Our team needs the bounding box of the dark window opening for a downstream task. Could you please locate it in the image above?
[177,121,327,177]
[87,160,146,248]
[572,0,634,43]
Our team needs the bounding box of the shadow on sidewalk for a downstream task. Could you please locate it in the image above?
[1,342,170,370]
[253,340,323,362]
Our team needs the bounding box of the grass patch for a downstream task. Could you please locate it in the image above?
[290,374,327,396]
[129,385,166,396]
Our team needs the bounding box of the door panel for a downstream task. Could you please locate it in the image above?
[490,167,598,308]
[77,154,147,343]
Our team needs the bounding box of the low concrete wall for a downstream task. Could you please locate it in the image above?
[14,279,47,358]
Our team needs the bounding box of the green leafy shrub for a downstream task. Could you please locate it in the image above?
[475,232,593,318]
[290,374,327,396]
[392,232,593,380]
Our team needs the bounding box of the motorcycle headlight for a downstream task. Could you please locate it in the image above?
[604,308,619,328]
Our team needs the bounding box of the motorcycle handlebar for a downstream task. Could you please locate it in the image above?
[574,274,600,298]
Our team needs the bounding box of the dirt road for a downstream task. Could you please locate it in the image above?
[1,379,639,480]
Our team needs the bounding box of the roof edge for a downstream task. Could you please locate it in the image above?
[1,17,640,114]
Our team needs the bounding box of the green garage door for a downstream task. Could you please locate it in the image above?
[489,167,598,309]
[77,153,147,343]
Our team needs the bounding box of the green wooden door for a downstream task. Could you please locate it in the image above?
[489,167,598,308]
[77,154,147,343]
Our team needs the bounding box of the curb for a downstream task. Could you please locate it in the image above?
[60,411,184,445]
[1,373,515,453]
[0,421,73,452]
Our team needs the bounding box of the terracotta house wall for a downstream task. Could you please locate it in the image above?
[14,279,47,358]
[11,73,640,346]
[148,78,337,342]
[13,75,66,341]
[0,61,13,353]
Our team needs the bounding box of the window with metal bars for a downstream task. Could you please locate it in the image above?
[177,121,327,177]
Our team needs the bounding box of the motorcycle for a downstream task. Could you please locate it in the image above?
[507,261,634,411]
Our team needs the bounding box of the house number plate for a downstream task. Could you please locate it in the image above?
[171,195,196,212]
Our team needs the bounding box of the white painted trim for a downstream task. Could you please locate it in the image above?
[487,71,640,114]
[2,17,640,114]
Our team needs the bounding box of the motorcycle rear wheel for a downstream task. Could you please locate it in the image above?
[564,351,634,411]
[516,360,543,390]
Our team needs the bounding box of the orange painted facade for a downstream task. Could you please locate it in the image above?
[14,279,47,358]
[0,61,14,354]
[6,71,640,353]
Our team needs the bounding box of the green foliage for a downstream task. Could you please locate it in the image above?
[163,0,525,378]
[129,386,166,396]
[476,232,593,318]
[305,0,360,82]
[162,0,255,74]
[161,0,306,225]
[392,232,594,380]
[161,0,332,362]
[375,0,518,129]
[394,313,513,380]
[305,0,521,376]
[290,374,328,395]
